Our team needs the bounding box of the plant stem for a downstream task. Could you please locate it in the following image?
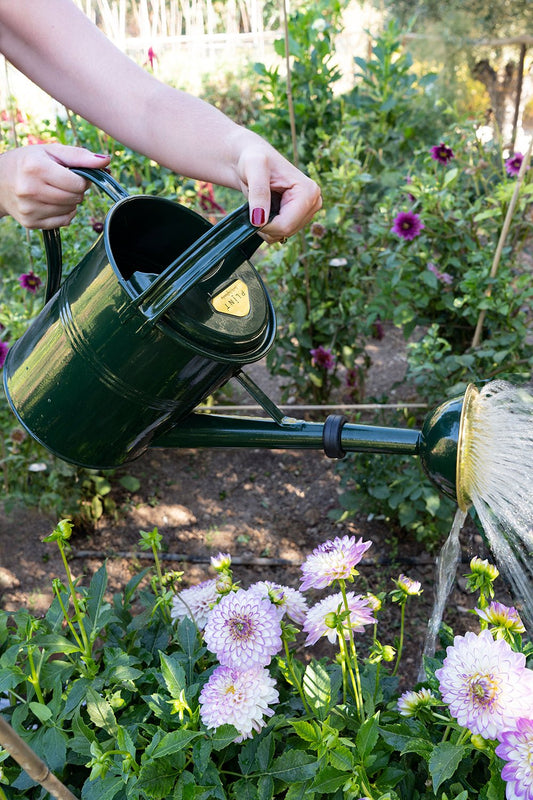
[392,602,406,676]
[339,581,365,721]
[53,585,84,651]
[151,542,171,624]
[283,639,311,715]
[57,541,91,660]
[26,649,45,705]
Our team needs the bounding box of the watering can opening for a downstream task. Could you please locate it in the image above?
[108,195,213,284]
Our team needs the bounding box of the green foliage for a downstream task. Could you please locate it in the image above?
[345,21,450,186]
[0,523,526,800]
[252,0,347,164]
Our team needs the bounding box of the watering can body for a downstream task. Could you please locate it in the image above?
[3,172,276,468]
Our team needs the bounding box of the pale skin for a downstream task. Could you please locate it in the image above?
[0,0,321,241]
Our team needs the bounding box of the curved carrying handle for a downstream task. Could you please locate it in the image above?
[132,191,281,326]
[42,168,129,303]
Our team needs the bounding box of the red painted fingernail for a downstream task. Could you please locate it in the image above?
[251,207,266,226]
[95,153,109,158]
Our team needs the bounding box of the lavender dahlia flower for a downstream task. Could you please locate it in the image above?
[249,581,308,625]
[435,629,533,740]
[397,688,437,717]
[300,535,372,591]
[203,587,282,669]
[391,211,424,241]
[303,591,375,646]
[171,579,219,629]
[199,665,278,741]
[476,601,525,637]
[496,718,533,800]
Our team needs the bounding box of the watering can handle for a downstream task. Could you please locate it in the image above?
[42,168,130,303]
[132,191,282,326]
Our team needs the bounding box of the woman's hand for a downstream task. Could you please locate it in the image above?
[0,143,111,229]
[231,131,322,243]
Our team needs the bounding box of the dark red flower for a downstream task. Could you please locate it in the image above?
[310,345,335,372]
[430,143,454,164]
[18,271,42,293]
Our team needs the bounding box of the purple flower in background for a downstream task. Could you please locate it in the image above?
[391,211,424,241]
[505,152,525,177]
[199,665,278,741]
[303,591,375,646]
[171,579,219,629]
[0,341,8,368]
[300,535,372,591]
[90,217,104,233]
[18,270,42,293]
[496,718,533,800]
[203,587,282,669]
[310,345,335,372]
[427,263,453,285]
[430,142,455,164]
[435,629,533,740]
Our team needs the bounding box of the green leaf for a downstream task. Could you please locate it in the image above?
[401,738,433,760]
[28,726,67,774]
[33,634,81,654]
[86,563,108,627]
[159,651,186,698]
[303,661,334,719]
[151,729,201,759]
[310,765,347,793]
[356,712,380,760]
[443,167,459,187]
[267,750,318,784]
[329,743,354,771]
[86,686,118,735]
[0,665,26,692]
[429,742,467,793]
[119,474,141,492]
[290,720,322,746]
[81,774,124,800]
[231,778,258,800]
[257,774,274,800]
[210,723,240,750]
[138,756,177,799]
[29,701,52,723]
[284,783,314,800]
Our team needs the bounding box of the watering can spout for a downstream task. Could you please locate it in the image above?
[152,387,469,507]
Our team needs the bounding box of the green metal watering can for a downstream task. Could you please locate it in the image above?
[3,169,472,509]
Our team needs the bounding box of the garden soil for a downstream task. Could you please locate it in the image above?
[0,324,498,687]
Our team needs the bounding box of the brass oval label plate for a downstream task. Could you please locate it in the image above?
[211,279,250,317]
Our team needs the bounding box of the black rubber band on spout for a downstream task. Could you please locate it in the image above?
[323,414,348,459]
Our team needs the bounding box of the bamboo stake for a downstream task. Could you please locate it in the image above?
[0,717,78,800]
[471,134,533,348]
